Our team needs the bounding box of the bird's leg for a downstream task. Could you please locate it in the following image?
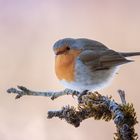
[78,90,89,103]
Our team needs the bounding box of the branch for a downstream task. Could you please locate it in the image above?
[47,91,138,140]
[7,86,138,140]
[7,86,79,100]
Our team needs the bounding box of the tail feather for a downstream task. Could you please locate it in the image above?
[120,52,140,57]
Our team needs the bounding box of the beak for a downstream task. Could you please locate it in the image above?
[55,50,60,55]
[56,51,61,55]
[55,50,66,55]
[54,50,59,55]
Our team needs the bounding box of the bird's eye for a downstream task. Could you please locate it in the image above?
[66,46,70,51]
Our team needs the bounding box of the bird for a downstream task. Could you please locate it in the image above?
[53,38,140,92]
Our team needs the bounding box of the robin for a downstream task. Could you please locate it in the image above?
[53,38,140,92]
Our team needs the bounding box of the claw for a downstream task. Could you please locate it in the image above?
[51,93,57,100]
[72,94,75,98]
[78,90,89,103]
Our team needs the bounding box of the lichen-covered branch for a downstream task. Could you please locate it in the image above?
[48,91,138,140]
[7,86,138,140]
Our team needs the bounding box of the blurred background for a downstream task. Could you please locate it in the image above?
[0,0,140,139]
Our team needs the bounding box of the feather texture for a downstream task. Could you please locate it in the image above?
[79,49,132,71]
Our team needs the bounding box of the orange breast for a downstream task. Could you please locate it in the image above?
[55,49,81,82]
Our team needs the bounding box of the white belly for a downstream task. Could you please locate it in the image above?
[60,59,119,92]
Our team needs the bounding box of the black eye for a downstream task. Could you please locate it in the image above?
[66,46,70,50]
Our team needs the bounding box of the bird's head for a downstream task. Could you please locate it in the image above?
[53,38,83,56]
[53,38,108,56]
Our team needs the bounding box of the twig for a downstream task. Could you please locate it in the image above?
[7,86,79,100]
[118,90,126,105]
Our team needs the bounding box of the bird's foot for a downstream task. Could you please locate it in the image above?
[78,90,89,103]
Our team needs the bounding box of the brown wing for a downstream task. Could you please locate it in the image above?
[79,49,132,71]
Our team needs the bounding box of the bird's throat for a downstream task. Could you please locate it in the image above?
[55,50,81,82]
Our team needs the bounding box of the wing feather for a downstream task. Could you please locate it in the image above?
[79,49,132,71]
